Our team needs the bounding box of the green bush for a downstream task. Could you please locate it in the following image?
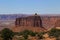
[48,28,60,40]
[1,28,14,40]
[19,30,36,39]
[37,32,45,39]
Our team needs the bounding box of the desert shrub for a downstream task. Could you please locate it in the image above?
[19,30,36,39]
[48,28,60,40]
[37,32,45,39]
[1,28,14,40]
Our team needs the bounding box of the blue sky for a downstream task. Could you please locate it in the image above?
[0,0,60,14]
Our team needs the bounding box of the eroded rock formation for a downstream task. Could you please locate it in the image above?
[15,13,43,27]
[14,13,46,32]
[14,13,60,32]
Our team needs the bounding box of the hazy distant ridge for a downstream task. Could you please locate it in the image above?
[0,14,60,20]
[0,14,27,20]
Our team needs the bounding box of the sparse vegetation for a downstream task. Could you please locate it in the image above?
[37,32,46,39]
[0,28,60,40]
[19,30,36,39]
[1,28,14,40]
[48,28,60,40]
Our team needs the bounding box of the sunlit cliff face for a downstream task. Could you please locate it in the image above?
[0,14,60,32]
[15,13,43,27]
[14,13,46,32]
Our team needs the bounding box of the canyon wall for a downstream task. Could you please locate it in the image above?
[14,14,60,32]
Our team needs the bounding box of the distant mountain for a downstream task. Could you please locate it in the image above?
[0,14,28,20]
[0,14,60,20]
